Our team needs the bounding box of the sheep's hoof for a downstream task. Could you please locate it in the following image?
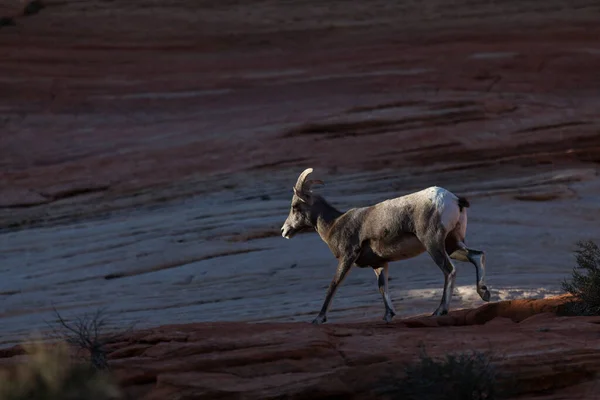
[479,287,491,302]
[312,315,326,325]
[383,314,394,323]
[431,309,448,317]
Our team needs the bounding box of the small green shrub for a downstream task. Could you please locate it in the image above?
[377,346,507,400]
[561,240,600,316]
[0,340,123,400]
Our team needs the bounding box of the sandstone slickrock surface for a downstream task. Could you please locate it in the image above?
[100,297,600,400]
[2,296,600,399]
[1,2,600,398]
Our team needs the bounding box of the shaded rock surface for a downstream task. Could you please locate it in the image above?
[103,297,600,400]
[2,296,600,399]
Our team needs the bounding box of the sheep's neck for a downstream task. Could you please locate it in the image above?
[312,197,343,240]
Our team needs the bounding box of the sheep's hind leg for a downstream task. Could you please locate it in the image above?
[450,244,490,302]
[373,263,396,323]
[422,234,457,316]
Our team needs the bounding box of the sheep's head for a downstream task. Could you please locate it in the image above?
[281,168,323,239]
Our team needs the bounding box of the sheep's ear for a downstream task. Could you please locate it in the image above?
[306,179,324,188]
[293,187,310,203]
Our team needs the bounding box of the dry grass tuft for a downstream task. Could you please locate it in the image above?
[0,339,123,400]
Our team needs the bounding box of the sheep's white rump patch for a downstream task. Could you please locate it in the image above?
[424,186,460,231]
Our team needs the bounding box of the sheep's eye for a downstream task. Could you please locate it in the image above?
[292,204,301,211]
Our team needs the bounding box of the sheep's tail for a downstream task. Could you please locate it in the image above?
[457,197,470,212]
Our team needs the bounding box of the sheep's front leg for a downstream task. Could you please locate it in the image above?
[312,257,355,325]
[374,264,396,323]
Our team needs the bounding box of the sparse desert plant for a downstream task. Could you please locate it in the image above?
[561,240,600,316]
[22,0,44,16]
[377,346,509,400]
[48,308,133,371]
[0,339,123,400]
[0,17,16,27]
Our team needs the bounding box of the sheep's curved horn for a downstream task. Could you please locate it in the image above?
[294,168,314,191]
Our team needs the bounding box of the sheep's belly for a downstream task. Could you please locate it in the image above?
[372,234,426,261]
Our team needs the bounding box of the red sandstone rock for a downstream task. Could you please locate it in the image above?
[4,296,597,400]
[0,188,48,208]
[1,1,600,201]
[112,302,599,399]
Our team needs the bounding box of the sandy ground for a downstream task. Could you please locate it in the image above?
[1,0,600,347]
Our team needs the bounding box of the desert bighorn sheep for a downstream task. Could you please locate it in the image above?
[281,168,490,324]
